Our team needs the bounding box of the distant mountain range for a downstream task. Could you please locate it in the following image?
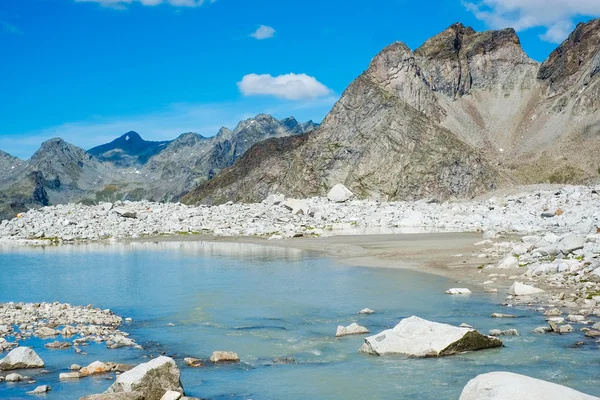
[183,19,600,205]
[0,115,318,220]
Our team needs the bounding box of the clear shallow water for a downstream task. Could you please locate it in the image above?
[0,240,599,400]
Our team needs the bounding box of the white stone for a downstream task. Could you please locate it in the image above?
[209,351,240,363]
[0,347,44,370]
[327,184,354,203]
[105,356,183,400]
[508,282,544,296]
[359,316,502,357]
[497,256,519,269]
[358,308,375,315]
[459,372,598,400]
[445,288,472,295]
[336,323,369,337]
[160,391,183,400]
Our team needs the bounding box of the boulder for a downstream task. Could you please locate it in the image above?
[497,256,519,269]
[359,316,502,357]
[5,373,25,382]
[60,372,82,380]
[0,347,44,370]
[210,351,240,363]
[544,308,563,317]
[459,371,598,400]
[105,356,183,400]
[80,361,114,376]
[445,288,472,295]
[282,199,309,215]
[327,184,354,203]
[27,385,51,395]
[558,233,585,254]
[161,391,182,400]
[508,282,544,296]
[336,323,369,337]
[35,327,58,337]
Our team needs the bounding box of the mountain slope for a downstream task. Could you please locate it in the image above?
[137,114,318,201]
[0,139,113,219]
[182,19,600,205]
[0,114,317,219]
[88,131,171,168]
[182,72,503,204]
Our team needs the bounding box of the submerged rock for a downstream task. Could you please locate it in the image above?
[183,358,203,368]
[489,329,519,336]
[336,323,369,337]
[105,356,183,400]
[358,308,375,315]
[0,347,44,370]
[445,288,472,295]
[359,316,502,357]
[491,313,516,318]
[459,371,599,399]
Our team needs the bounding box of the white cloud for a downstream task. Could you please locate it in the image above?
[74,0,209,8]
[238,73,332,100]
[464,0,600,43]
[250,25,275,40]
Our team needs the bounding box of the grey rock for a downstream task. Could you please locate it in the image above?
[105,356,183,400]
[0,347,44,370]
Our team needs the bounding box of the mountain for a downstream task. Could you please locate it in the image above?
[182,19,600,205]
[0,115,317,220]
[0,138,113,219]
[88,131,171,168]
[137,114,318,201]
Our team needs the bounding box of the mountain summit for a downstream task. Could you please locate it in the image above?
[88,131,171,168]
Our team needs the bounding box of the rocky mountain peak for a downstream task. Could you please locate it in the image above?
[33,138,86,161]
[414,25,535,99]
[88,131,171,168]
[538,18,600,98]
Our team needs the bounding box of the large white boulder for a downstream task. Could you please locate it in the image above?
[558,233,585,254]
[459,372,599,400]
[359,316,502,357]
[327,184,354,203]
[336,323,369,337]
[0,347,44,370]
[105,356,183,400]
[508,282,544,296]
[497,256,519,269]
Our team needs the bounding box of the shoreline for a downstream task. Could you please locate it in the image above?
[128,231,504,287]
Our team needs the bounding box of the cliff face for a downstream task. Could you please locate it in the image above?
[183,19,600,205]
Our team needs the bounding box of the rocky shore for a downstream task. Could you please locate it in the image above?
[3,185,600,397]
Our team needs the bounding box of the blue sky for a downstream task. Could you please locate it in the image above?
[1,0,599,158]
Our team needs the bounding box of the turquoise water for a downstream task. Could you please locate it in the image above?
[0,240,599,399]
